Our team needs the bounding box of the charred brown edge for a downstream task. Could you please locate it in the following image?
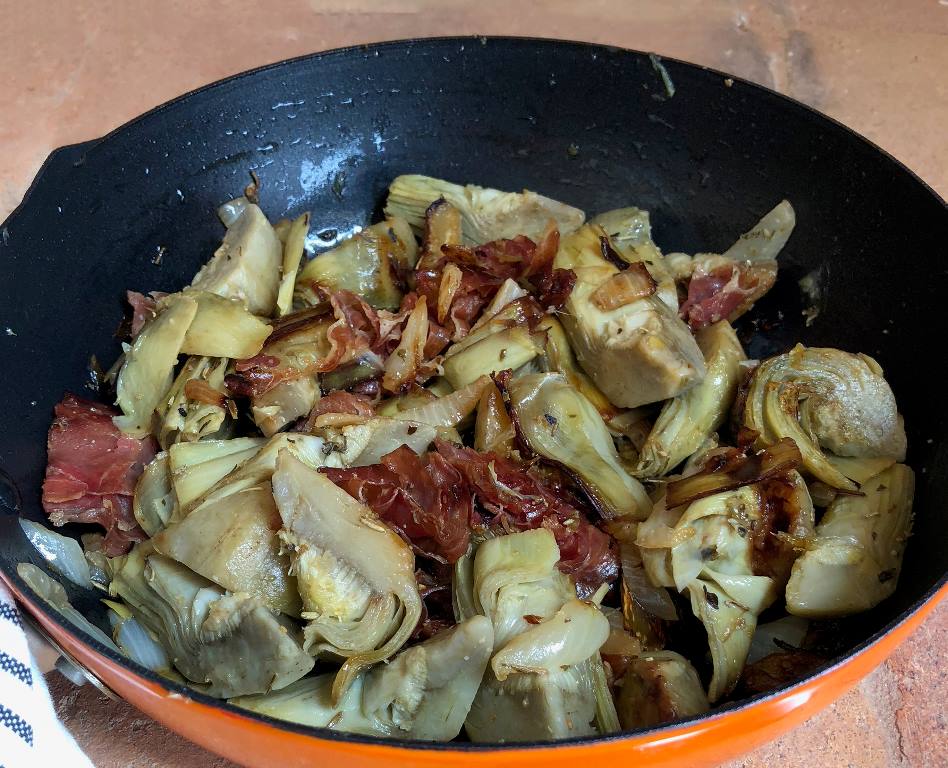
[665,437,804,509]
[599,234,628,270]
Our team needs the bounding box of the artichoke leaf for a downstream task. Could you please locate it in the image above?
[555,225,705,408]
[294,219,417,311]
[506,373,652,520]
[272,451,422,701]
[743,345,906,491]
[114,293,198,437]
[167,437,265,509]
[385,174,585,244]
[181,433,341,518]
[688,577,758,702]
[157,355,231,448]
[180,289,272,359]
[636,320,746,478]
[442,327,543,389]
[786,464,914,617]
[720,199,796,264]
[318,417,438,468]
[110,548,313,697]
[490,598,609,681]
[615,651,710,729]
[152,484,301,616]
[190,200,283,316]
[395,375,490,431]
[536,314,618,419]
[472,528,568,647]
[276,212,310,317]
[133,452,176,536]
[252,376,321,437]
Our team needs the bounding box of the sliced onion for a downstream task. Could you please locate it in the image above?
[590,262,657,310]
[16,563,118,652]
[620,542,678,621]
[19,519,92,589]
[382,296,429,393]
[107,606,171,672]
[665,437,803,509]
[397,375,491,429]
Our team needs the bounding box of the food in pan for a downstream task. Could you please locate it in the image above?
[19,174,913,742]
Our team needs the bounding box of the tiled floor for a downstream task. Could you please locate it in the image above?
[3,2,946,766]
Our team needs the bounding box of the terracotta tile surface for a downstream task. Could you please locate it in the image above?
[3,2,946,767]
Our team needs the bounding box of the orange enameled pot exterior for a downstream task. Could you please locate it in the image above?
[5,574,945,768]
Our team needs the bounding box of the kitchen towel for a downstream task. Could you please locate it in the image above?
[0,580,94,768]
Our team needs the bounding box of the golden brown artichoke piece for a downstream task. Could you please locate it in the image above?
[615,651,710,729]
[384,174,585,244]
[554,224,705,408]
[294,219,417,311]
[464,529,618,743]
[505,372,652,520]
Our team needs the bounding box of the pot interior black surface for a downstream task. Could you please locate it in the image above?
[0,37,946,747]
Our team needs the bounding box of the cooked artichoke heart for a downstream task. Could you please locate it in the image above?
[786,464,914,617]
[555,224,705,408]
[506,372,652,520]
[286,538,373,622]
[743,345,906,490]
[190,200,283,316]
[636,320,746,477]
[385,174,585,244]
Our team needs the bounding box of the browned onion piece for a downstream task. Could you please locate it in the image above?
[590,263,657,311]
[665,438,803,509]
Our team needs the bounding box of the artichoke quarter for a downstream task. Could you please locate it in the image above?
[615,651,709,729]
[384,174,585,245]
[231,615,494,741]
[272,450,422,702]
[110,547,313,698]
[505,372,652,521]
[463,529,619,742]
[294,219,418,311]
[743,345,907,491]
[637,472,814,701]
[190,198,283,316]
[786,463,914,617]
[554,224,706,408]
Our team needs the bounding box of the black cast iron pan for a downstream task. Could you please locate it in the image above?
[0,36,946,753]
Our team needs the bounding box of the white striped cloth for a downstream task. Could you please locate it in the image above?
[0,581,94,768]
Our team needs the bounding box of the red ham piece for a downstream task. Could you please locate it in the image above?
[227,291,450,398]
[309,391,377,420]
[126,290,168,338]
[323,445,476,564]
[433,440,618,592]
[41,394,156,555]
[680,260,777,330]
[415,225,562,340]
[326,438,618,591]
